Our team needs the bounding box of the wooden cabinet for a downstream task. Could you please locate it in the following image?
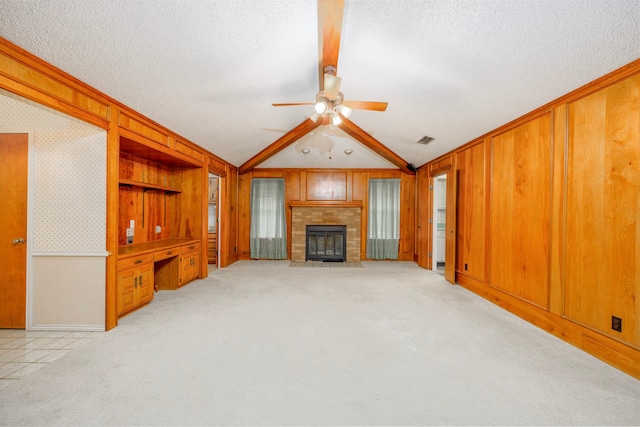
[117,254,154,317]
[117,133,204,313]
[119,239,200,293]
[208,176,218,203]
[207,233,217,264]
[181,243,200,286]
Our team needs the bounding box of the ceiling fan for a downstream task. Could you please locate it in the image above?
[272,0,388,125]
[240,0,413,175]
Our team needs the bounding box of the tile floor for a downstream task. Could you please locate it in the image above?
[0,329,97,391]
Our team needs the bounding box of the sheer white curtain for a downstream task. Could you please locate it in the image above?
[250,178,287,259]
[367,178,400,259]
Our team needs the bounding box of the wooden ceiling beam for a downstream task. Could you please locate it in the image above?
[239,118,322,174]
[337,118,415,175]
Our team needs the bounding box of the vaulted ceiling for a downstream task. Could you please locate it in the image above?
[0,0,638,169]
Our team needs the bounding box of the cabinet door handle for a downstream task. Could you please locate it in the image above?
[134,276,138,287]
[139,275,142,286]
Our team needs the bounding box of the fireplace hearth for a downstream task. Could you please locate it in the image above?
[306,225,346,262]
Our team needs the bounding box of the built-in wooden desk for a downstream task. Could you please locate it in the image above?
[118,238,198,258]
[117,239,200,317]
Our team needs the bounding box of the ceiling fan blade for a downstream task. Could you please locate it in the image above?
[323,73,342,98]
[272,103,314,107]
[318,0,344,91]
[342,100,389,111]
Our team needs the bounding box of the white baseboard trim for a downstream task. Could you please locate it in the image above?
[28,324,106,332]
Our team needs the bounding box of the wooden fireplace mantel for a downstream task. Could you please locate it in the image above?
[289,201,363,208]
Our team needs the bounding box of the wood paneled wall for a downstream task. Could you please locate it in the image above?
[238,169,415,261]
[218,166,239,268]
[564,73,640,346]
[489,114,552,309]
[418,60,640,378]
[415,167,430,268]
[456,141,485,282]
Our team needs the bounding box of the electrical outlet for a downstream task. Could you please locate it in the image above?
[129,220,135,228]
[155,225,161,234]
[611,316,622,332]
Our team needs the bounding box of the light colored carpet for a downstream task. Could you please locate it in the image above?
[289,261,362,267]
[1,261,638,426]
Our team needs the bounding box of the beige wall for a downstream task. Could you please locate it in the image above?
[31,257,105,329]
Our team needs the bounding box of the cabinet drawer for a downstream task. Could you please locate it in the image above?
[154,248,180,262]
[181,243,200,253]
[118,253,153,270]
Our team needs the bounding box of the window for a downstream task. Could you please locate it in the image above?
[250,178,287,259]
[367,178,400,259]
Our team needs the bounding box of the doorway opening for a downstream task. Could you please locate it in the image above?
[207,174,219,267]
[432,174,447,275]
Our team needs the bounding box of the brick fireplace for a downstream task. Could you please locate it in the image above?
[291,203,361,263]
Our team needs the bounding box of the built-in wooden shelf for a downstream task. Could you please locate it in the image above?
[289,200,363,208]
[118,178,182,193]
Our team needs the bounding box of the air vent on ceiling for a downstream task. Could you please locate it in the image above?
[417,136,435,145]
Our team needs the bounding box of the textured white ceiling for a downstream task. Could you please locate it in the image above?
[1,0,638,169]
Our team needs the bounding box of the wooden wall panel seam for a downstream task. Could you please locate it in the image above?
[545,110,555,312]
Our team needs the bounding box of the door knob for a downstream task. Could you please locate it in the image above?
[12,237,25,245]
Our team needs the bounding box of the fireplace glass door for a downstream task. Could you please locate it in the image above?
[306,225,346,262]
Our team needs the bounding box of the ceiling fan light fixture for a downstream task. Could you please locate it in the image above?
[338,104,352,118]
[310,112,320,123]
[315,101,327,114]
[331,112,342,125]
